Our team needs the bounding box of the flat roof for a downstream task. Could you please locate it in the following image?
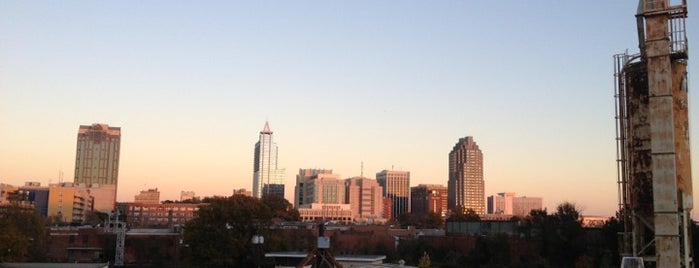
[0,263,109,268]
[265,252,385,261]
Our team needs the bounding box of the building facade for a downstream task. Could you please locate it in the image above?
[47,182,94,224]
[85,184,117,212]
[19,182,50,216]
[512,196,543,217]
[123,202,203,228]
[376,170,410,219]
[180,191,196,201]
[411,184,448,217]
[295,169,333,208]
[487,192,542,217]
[345,176,384,222]
[448,136,485,214]
[252,121,285,198]
[232,188,251,197]
[134,188,160,204]
[298,172,345,205]
[0,183,19,204]
[487,192,515,215]
[297,203,353,223]
[74,123,121,212]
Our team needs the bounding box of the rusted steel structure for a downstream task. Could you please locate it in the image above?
[614,0,692,266]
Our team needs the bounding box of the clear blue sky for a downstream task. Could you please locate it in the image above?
[1,1,697,217]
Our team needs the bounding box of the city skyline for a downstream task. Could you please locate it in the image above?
[2,2,699,217]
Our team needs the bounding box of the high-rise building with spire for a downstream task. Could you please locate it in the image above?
[448,136,485,214]
[252,121,285,198]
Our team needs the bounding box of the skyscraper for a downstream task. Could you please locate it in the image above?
[376,170,410,219]
[74,123,121,211]
[448,136,485,214]
[252,121,285,198]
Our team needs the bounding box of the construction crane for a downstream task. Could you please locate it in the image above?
[614,0,692,267]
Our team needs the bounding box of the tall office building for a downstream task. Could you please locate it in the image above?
[295,170,353,222]
[376,170,410,219]
[252,121,285,198]
[295,169,333,207]
[345,176,384,222]
[448,136,485,214]
[411,184,448,217]
[74,123,121,211]
[300,172,345,205]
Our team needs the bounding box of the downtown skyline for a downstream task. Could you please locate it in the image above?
[2,1,699,217]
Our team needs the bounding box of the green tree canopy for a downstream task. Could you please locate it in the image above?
[398,212,443,229]
[183,195,272,267]
[448,206,480,222]
[261,194,300,221]
[0,205,47,262]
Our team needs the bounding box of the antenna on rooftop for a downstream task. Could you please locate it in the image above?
[361,161,364,177]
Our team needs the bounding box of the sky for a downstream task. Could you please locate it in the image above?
[1,1,698,217]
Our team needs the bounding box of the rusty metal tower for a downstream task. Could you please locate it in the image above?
[614,0,692,267]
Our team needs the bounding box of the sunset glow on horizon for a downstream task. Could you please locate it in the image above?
[2,1,699,217]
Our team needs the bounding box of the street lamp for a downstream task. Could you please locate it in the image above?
[251,232,264,267]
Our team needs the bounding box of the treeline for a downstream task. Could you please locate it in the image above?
[4,197,699,267]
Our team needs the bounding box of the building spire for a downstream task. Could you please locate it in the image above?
[261,120,273,134]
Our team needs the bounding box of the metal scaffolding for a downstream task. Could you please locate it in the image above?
[615,0,692,267]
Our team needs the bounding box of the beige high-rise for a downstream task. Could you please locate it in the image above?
[74,123,121,212]
[448,136,484,214]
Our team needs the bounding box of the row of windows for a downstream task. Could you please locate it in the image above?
[129,206,198,211]
[129,212,193,217]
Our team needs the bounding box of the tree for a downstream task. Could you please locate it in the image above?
[418,251,431,268]
[448,206,480,222]
[466,234,511,267]
[261,194,300,221]
[518,204,587,267]
[598,212,624,267]
[0,205,47,262]
[183,195,272,267]
[398,212,444,229]
[549,202,585,267]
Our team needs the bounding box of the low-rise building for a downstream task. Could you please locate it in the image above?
[487,192,543,217]
[298,203,353,223]
[134,188,160,204]
[411,184,447,217]
[47,183,93,224]
[122,202,203,228]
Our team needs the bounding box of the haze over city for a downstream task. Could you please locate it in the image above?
[2,1,698,217]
